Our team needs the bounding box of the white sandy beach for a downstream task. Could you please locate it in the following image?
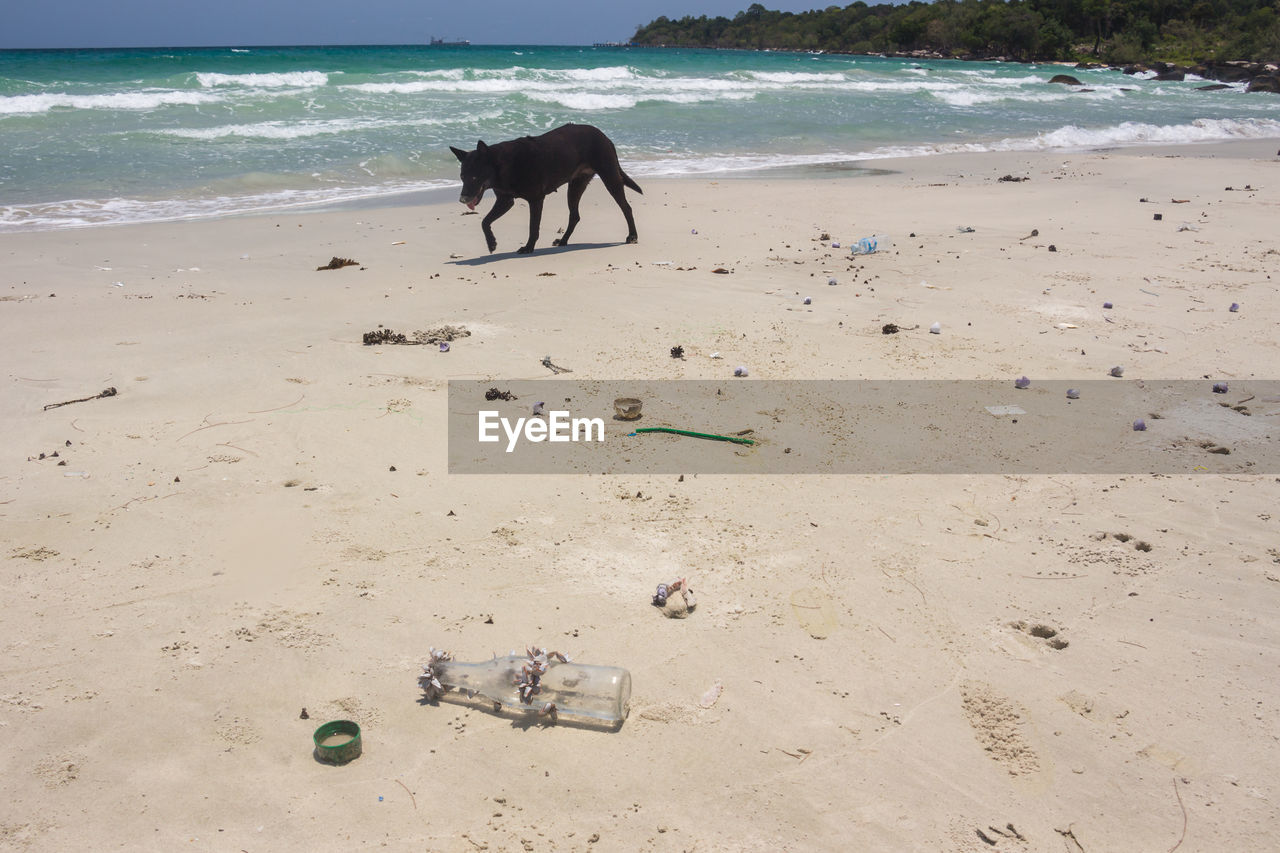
[2,141,1279,851]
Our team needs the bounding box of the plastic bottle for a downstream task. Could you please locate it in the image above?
[420,649,631,728]
[850,234,890,255]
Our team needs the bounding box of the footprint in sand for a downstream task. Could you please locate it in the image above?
[1094,531,1153,552]
[790,587,837,639]
[213,711,262,746]
[1137,742,1194,772]
[1009,620,1069,650]
[960,680,1040,776]
[34,753,85,788]
[317,696,383,727]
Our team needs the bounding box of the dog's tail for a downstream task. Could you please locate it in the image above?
[622,170,642,195]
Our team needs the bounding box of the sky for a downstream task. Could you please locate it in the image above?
[1,1,899,50]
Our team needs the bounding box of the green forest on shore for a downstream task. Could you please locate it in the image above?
[630,0,1280,67]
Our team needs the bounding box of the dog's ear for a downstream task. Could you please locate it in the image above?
[476,140,488,155]
[450,146,468,163]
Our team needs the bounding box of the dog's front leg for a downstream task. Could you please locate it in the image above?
[518,196,544,254]
[482,196,514,253]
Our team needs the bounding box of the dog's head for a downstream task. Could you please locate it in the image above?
[450,142,493,210]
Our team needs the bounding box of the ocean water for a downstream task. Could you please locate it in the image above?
[2,44,1279,230]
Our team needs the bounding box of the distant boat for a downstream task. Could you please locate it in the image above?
[429,37,471,46]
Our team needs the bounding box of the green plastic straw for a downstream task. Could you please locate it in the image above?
[635,427,755,446]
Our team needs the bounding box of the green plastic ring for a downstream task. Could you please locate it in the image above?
[312,719,362,765]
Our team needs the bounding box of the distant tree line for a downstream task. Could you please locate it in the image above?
[630,0,1280,65]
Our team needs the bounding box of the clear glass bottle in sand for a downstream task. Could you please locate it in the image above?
[419,646,631,728]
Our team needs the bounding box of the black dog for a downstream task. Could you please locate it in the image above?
[450,123,641,254]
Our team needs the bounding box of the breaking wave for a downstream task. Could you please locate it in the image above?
[195,70,330,88]
[0,89,219,115]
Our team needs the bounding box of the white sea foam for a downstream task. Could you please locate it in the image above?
[195,71,330,88]
[154,112,493,140]
[563,66,637,81]
[344,72,762,102]
[527,92,640,110]
[861,117,1280,159]
[631,152,867,177]
[746,71,846,83]
[0,180,456,231]
[0,89,219,115]
[159,118,369,140]
[628,117,1280,178]
[346,64,1028,125]
[345,80,442,95]
[932,85,1126,106]
[404,67,466,80]
[1029,117,1280,148]
[526,89,754,110]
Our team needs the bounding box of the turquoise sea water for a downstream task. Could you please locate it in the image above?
[2,44,1279,230]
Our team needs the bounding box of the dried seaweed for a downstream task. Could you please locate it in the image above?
[362,329,409,345]
[316,257,360,271]
[44,387,117,411]
[362,325,471,346]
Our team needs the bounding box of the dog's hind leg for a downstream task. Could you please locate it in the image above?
[482,195,514,253]
[554,174,593,247]
[518,195,544,254]
[599,170,638,245]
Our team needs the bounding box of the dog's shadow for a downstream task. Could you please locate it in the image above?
[448,242,621,266]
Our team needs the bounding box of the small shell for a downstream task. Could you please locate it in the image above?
[1066,388,1080,399]
[803,297,812,305]
[1133,418,1147,431]
[1229,302,1240,312]
[1212,382,1228,394]
[1110,366,1125,377]
[734,366,748,377]
[827,277,838,286]
[929,322,941,335]
[699,679,723,709]
[1103,301,1113,309]
[1014,376,1031,389]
